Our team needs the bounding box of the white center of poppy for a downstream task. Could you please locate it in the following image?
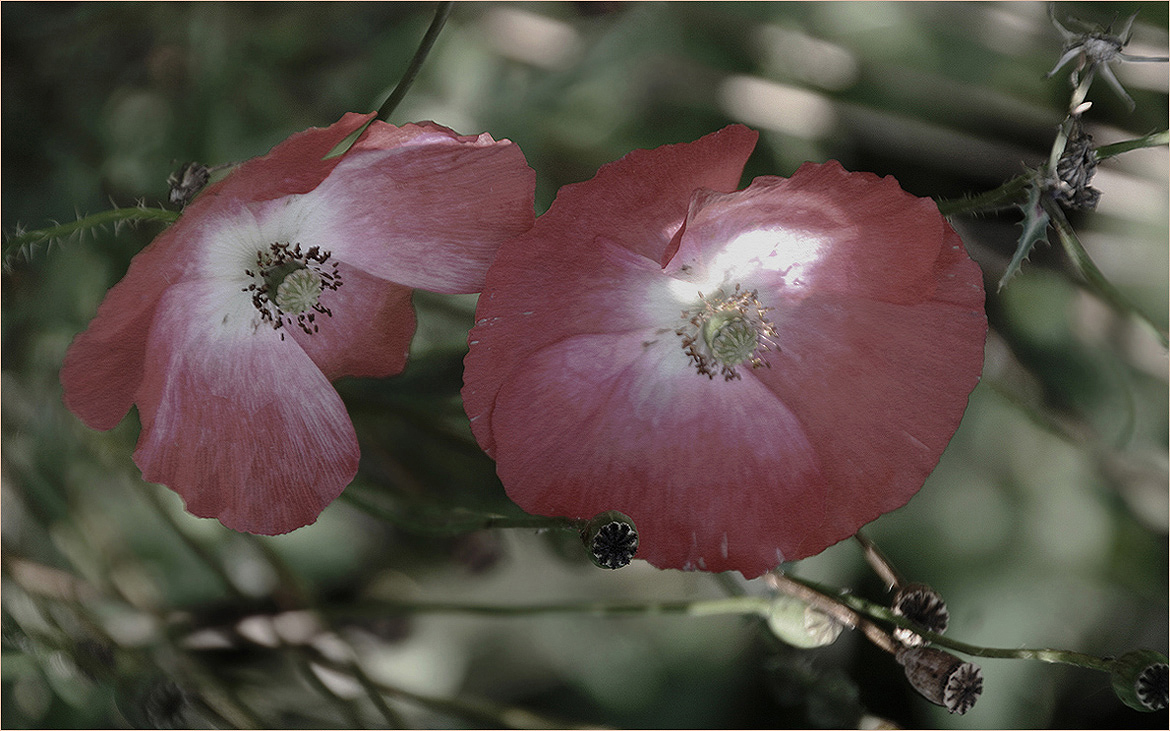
[243,242,342,338]
[676,284,777,380]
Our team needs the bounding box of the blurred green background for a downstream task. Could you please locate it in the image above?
[3,2,1167,728]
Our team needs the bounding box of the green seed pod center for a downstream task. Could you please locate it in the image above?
[702,311,758,367]
[272,267,323,315]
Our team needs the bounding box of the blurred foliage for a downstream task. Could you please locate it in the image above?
[2,2,1167,728]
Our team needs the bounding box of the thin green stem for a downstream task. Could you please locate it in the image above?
[332,595,771,621]
[329,579,1124,676]
[4,207,178,267]
[133,482,247,601]
[292,649,367,728]
[376,2,453,122]
[1046,201,1169,347]
[785,575,1116,672]
[304,645,594,730]
[341,490,584,535]
[1095,130,1170,160]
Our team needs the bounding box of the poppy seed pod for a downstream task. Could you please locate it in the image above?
[764,593,844,649]
[581,510,639,569]
[892,583,950,647]
[896,646,983,715]
[1110,649,1168,712]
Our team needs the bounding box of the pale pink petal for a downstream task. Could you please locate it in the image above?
[204,112,376,205]
[489,330,825,577]
[665,162,954,304]
[751,228,986,545]
[297,123,536,294]
[466,133,988,576]
[61,223,197,430]
[287,263,415,381]
[464,125,760,454]
[463,237,678,457]
[133,282,359,534]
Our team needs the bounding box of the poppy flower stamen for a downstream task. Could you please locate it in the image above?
[244,241,342,337]
[676,283,777,380]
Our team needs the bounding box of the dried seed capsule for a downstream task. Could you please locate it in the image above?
[1110,649,1169,712]
[892,583,949,647]
[896,646,983,715]
[580,510,638,569]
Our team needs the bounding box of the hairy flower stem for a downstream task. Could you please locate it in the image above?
[935,130,1168,218]
[3,206,179,268]
[935,175,1030,216]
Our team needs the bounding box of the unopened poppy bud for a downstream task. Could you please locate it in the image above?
[581,510,638,569]
[1110,649,1168,712]
[896,646,983,715]
[892,583,949,647]
[765,593,844,649]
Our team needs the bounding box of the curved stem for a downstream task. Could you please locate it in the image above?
[1046,201,1169,347]
[376,2,454,121]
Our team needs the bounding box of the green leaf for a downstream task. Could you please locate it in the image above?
[999,182,1050,291]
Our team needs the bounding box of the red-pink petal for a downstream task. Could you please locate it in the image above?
[547,124,758,266]
[465,131,987,577]
[752,266,986,551]
[204,112,377,205]
[297,122,536,294]
[60,223,197,430]
[489,330,825,577]
[288,263,415,381]
[133,282,359,535]
[666,161,959,305]
[464,125,760,454]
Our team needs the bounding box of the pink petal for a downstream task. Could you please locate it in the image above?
[60,223,198,430]
[666,162,959,304]
[298,122,536,294]
[489,330,826,578]
[287,263,415,381]
[464,125,760,454]
[465,137,987,576]
[204,112,377,205]
[752,227,987,547]
[61,113,378,429]
[545,124,758,266]
[133,281,359,535]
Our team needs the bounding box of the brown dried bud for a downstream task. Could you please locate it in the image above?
[896,646,983,715]
[892,583,949,647]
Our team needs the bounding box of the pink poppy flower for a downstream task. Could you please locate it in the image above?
[62,112,535,535]
[462,125,986,578]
